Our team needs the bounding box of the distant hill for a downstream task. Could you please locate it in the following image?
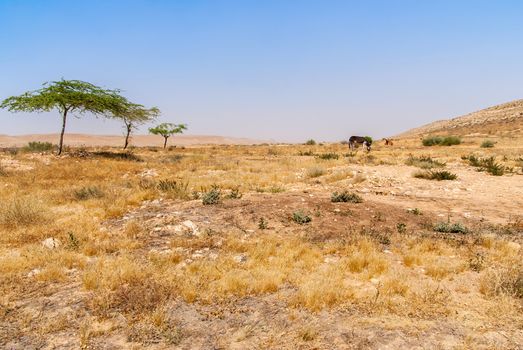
[0,133,266,148]
[398,99,523,138]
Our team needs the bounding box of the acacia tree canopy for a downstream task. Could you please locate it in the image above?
[149,122,187,148]
[0,79,129,154]
[111,103,160,149]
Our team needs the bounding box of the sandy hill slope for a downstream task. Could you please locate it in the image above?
[398,99,523,138]
[0,133,266,148]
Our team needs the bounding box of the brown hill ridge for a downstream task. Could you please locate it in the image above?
[398,99,523,138]
[0,133,266,148]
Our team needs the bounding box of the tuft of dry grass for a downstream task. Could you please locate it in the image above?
[0,197,50,228]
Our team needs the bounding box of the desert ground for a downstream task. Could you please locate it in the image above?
[1,136,522,349]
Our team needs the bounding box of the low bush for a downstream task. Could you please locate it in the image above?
[422,136,461,146]
[304,139,316,145]
[23,141,55,152]
[202,186,221,205]
[292,211,311,224]
[331,191,363,203]
[480,140,495,148]
[433,222,468,234]
[298,150,315,156]
[463,155,506,176]
[157,179,190,199]
[414,170,457,181]
[317,153,339,160]
[93,151,143,162]
[306,167,325,178]
[405,155,446,169]
[74,186,105,200]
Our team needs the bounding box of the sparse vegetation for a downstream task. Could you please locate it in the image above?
[74,186,104,200]
[202,186,221,205]
[23,141,55,152]
[331,191,363,203]
[304,139,316,145]
[480,139,495,148]
[405,155,445,169]
[433,222,468,234]
[306,167,325,178]
[413,170,457,180]
[463,154,506,175]
[317,152,339,160]
[292,210,311,224]
[422,136,461,146]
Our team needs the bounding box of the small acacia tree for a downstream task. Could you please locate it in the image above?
[0,79,127,155]
[149,122,187,148]
[113,103,160,149]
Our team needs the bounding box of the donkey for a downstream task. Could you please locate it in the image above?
[349,136,372,152]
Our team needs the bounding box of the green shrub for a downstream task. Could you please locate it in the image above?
[23,141,55,152]
[405,155,445,169]
[331,191,363,203]
[304,139,316,145]
[93,151,143,162]
[74,186,104,200]
[363,136,373,144]
[433,222,468,234]
[480,140,495,148]
[463,155,505,176]
[202,186,221,205]
[227,187,242,199]
[317,153,339,160]
[414,170,457,181]
[422,136,461,146]
[298,150,315,156]
[292,211,311,224]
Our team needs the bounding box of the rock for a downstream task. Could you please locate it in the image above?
[233,254,248,263]
[370,278,380,285]
[27,268,41,278]
[324,256,339,264]
[42,238,61,249]
[182,220,200,236]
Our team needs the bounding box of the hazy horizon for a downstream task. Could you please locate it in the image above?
[1,0,522,142]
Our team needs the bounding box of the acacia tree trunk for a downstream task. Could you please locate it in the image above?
[58,108,68,155]
[124,122,132,149]
[163,136,169,149]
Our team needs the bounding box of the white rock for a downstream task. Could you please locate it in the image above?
[370,278,380,285]
[27,268,41,278]
[233,254,248,263]
[41,238,61,249]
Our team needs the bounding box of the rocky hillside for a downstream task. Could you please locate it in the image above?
[398,99,523,138]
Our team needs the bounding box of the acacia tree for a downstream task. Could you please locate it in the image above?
[113,103,160,149]
[0,79,128,155]
[149,122,187,148]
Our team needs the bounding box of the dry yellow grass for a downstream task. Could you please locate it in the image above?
[0,138,522,348]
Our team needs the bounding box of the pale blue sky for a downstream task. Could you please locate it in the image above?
[1,0,522,142]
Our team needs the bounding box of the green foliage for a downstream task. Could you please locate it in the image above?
[331,191,363,203]
[363,136,373,144]
[317,153,339,160]
[0,79,130,154]
[149,123,187,137]
[202,186,221,205]
[407,208,422,215]
[93,151,143,162]
[422,136,461,146]
[433,222,468,234]
[298,150,315,156]
[23,141,55,152]
[405,155,445,169]
[74,186,104,200]
[292,211,311,224]
[258,218,268,230]
[413,170,457,181]
[463,155,506,176]
[396,222,407,234]
[304,139,316,145]
[149,122,188,148]
[480,140,495,148]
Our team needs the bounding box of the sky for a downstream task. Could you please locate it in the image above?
[1,0,522,142]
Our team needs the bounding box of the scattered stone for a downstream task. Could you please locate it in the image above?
[41,238,61,249]
[324,256,339,264]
